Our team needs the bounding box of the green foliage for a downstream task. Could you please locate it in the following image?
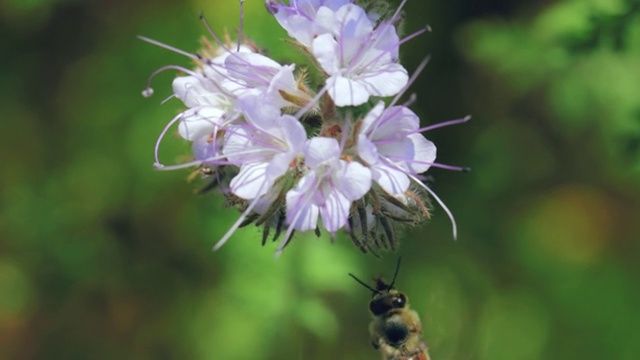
[459,0,640,173]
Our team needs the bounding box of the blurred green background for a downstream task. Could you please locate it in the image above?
[1,0,639,359]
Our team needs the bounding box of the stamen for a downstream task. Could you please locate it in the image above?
[294,77,331,119]
[355,25,429,74]
[143,65,199,98]
[237,0,245,52]
[213,180,269,251]
[154,111,186,167]
[200,11,254,68]
[137,35,201,60]
[200,11,233,54]
[407,173,458,240]
[154,159,203,171]
[383,157,471,172]
[397,25,430,47]
[389,0,409,27]
[390,56,431,107]
[415,115,471,133]
[160,94,176,105]
[265,1,278,15]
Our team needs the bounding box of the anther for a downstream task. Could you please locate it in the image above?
[142,87,154,98]
[265,0,278,15]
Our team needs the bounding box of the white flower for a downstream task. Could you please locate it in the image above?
[267,0,352,47]
[223,95,307,200]
[222,52,311,109]
[286,137,371,233]
[172,50,308,141]
[357,101,436,194]
[312,4,408,106]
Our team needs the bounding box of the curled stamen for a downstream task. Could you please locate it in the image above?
[407,174,458,240]
[154,112,186,166]
[143,65,200,98]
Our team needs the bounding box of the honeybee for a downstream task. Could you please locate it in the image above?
[350,259,431,360]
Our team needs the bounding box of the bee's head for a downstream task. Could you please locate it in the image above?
[369,288,407,315]
[349,258,407,315]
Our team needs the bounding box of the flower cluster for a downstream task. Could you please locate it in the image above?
[141,0,468,255]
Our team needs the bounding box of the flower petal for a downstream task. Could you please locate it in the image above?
[357,135,378,165]
[178,107,225,141]
[304,137,340,169]
[372,163,410,194]
[327,75,370,106]
[407,134,437,174]
[286,173,320,231]
[319,189,350,232]
[334,160,371,201]
[230,162,270,200]
[356,62,408,98]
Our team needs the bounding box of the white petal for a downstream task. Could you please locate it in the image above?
[360,101,386,135]
[334,160,371,201]
[367,105,419,141]
[319,189,350,232]
[304,137,340,169]
[372,164,410,194]
[312,33,340,75]
[267,152,293,181]
[407,134,437,174]
[268,64,299,107]
[192,134,218,162]
[286,174,320,231]
[173,75,231,109]
[230,162,270,200]
[333,4,374,61]
[281,115,307,153]
[222,126,252,162]
[357,135,378,165]
[328,75,370,106]
[178,108,224,141]
[235,95,281,131]
[356,62,408,98]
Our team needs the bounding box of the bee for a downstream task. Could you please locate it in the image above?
[349,259,431,360]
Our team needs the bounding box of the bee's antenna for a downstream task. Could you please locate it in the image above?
[388,257,402,289]
[349,273,381,295]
